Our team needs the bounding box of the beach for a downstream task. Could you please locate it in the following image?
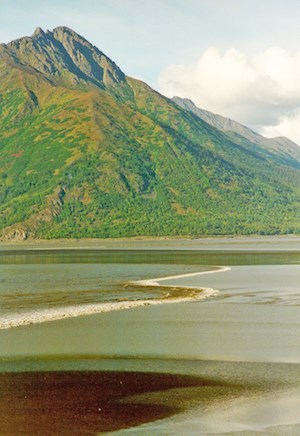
[0,237,300,434]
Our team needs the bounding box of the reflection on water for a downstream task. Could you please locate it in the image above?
[1,248,300,265]
[129,386,300,435]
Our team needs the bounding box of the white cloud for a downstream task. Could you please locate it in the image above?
[260,109,300,144]
[158,47,300,145]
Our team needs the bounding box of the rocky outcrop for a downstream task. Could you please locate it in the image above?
[2,186,65,241]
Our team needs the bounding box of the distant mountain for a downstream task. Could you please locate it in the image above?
[172,97,300,166]
[1,27,300,240]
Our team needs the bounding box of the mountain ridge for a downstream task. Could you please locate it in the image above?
[172,97,300,166]
[1,27,300,240]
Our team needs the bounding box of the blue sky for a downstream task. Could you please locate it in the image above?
[1,0,300,142]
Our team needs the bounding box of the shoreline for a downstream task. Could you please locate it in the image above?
[1,235,300,252]
[0,267,228,330]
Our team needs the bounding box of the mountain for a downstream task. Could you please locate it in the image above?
[1,27,300,240]
[2,26,129,92]
[172,97,300,166]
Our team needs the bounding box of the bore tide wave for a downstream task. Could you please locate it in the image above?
[0,267,229,329]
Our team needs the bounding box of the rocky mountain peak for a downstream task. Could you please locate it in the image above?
[53,26,77,37]
[3,26,127,91]
[33,27,45,38]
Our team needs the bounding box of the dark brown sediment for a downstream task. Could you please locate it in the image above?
[0,370,235,435]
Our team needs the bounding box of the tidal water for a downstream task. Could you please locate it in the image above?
[0,238,300,434]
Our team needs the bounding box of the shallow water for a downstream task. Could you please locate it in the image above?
[0,238,300,434]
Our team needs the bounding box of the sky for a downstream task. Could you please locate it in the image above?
[1,0,300,144]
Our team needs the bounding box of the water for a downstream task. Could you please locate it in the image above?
[0,238,300,434]
[0,257,215,328]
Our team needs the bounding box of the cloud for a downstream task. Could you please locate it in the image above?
[261,109,300,144]
[158,47,300,144]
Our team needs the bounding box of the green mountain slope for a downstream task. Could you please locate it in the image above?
[1,27,300,239]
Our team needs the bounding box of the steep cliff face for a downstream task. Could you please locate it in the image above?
[1,27,300,239]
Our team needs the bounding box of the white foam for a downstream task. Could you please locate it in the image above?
[0,266,229,330]
[134,265,231,286]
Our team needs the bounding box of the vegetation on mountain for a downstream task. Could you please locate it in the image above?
[1,27,300,239]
